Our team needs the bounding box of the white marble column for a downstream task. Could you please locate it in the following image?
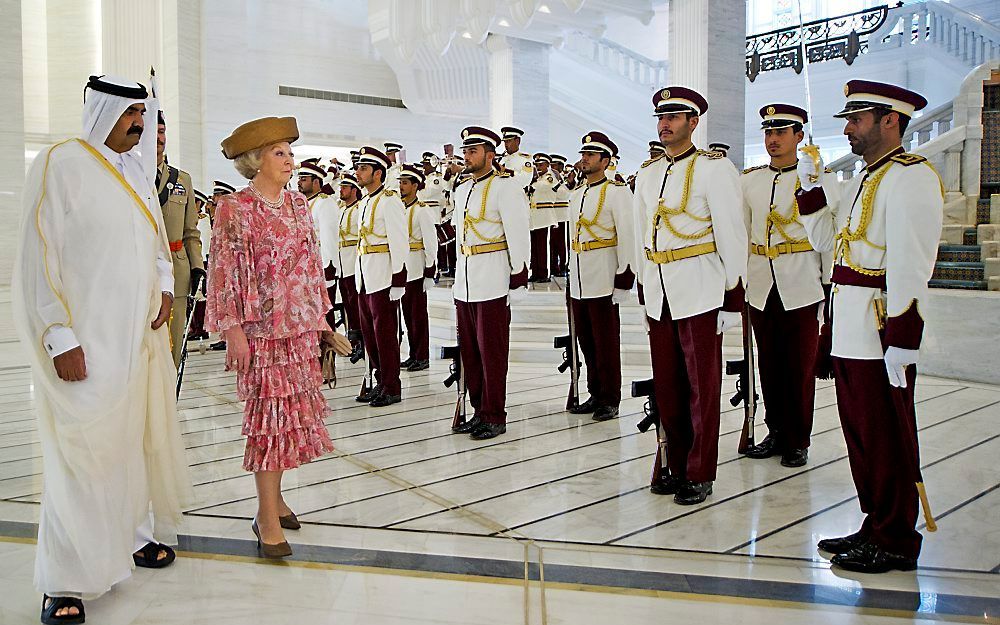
[160,0,203,188]
[46,0,101,141]
[668,0,746,168]
[0,0,26,286]
[101,0,162,83]
[487,34,550,152]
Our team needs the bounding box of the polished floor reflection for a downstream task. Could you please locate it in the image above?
[0,285,998,623]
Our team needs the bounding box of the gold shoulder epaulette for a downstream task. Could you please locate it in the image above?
[519,152,530,158]
[498,169,515,178]
[318,193,329,199]
[382,188,398,196]
[742,164,768,175]
[697,149,724,160]
[891,153,927,166]
[824,167,833,173]
[640,154,665,168]
[609,179,627,187]
[417,200,427,206]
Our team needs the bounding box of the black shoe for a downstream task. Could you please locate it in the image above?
[452,416,481,434]
[650,474,686,495]
[780,448,808,467]
[743,432,781,459]
[674,480,713,505]
[209,340,227,351]
[356,384,380,403]
[818,531,867,555]
[568,397,597,414]
[407,359,429,371]
[470,422,506,440]
[592,405,619,421]
[830,542,917,574]
[188,331,209,341]
[132,542,176,569]
[400,357,415,369]
[369,391,401,407]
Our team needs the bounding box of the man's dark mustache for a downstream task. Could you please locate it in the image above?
[127,126,143,135]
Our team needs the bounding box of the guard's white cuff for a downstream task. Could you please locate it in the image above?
[43,325,80,358]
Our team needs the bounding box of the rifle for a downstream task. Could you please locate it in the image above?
[555,287,581,410]
[175,273,205,399]
[441,342,467,431]
[632,378,668,485]
[726,306,759,454]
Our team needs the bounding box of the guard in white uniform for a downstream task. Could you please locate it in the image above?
[334,173,364,357]
[298,160,339,328]
[499,126,535,189]
[796,80,943,574]
[548,154,572,276]
[741,103,841,468]
[451,126,531,441]
[354,146,409,407]
[566,132,635,422]
[527,153,560,282]
[383,141,403,191]
[633,86,747,505]
[398,164,438,372]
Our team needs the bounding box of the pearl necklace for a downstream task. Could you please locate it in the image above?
[249,181,285,209]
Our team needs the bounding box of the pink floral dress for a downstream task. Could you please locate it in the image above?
[206,187,334,471]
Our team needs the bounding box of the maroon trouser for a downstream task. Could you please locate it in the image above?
[647,302,722,483]
[571,295,622,407]
[401,280,429,361]
[188,300,206,336]
[832,357,922,558]
[749,288,819,450]
[550,223,567,274]
[530,228,549,280]
[338,275,362,335]
[456,297,511,424]
[436,224,457,273]
[358,287,401,395]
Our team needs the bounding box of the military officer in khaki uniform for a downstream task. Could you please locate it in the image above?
[156,111,204,366]
[797,80,943,574]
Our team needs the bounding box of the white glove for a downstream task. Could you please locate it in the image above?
[717,311,741,335]
[389,286,405,302]
[423,277,435,292]
[612,289,629,306]
[797,150,824,191]
[884,346,918,388]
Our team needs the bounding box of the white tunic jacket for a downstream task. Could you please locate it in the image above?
[354,186,409,294]
[451,170,531,302]
[568,178,635,300]
[528,172,561,230]
[742,164,841,311]
[333,199,360,279]
[633,147,747,321]
[798,148,943,359]
[404,199,439,282]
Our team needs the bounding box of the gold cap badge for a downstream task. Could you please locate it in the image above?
[766,106,776,115]
[660,88,670,100]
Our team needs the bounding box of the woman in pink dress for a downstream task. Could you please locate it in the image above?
[206,117,351,558]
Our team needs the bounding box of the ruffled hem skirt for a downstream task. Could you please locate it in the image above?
[238,331,333,472]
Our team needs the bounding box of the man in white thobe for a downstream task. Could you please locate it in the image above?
[12,75,190,623]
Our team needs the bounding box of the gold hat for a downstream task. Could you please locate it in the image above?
[221,116,299,159]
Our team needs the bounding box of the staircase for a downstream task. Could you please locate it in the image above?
[828,60,1000,291]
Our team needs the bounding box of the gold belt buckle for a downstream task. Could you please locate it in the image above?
[766,245,780,260]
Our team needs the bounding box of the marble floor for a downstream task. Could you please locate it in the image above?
[0,286,998,624]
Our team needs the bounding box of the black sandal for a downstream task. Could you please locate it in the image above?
[132,542,176,569]
[41,595,85,625]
